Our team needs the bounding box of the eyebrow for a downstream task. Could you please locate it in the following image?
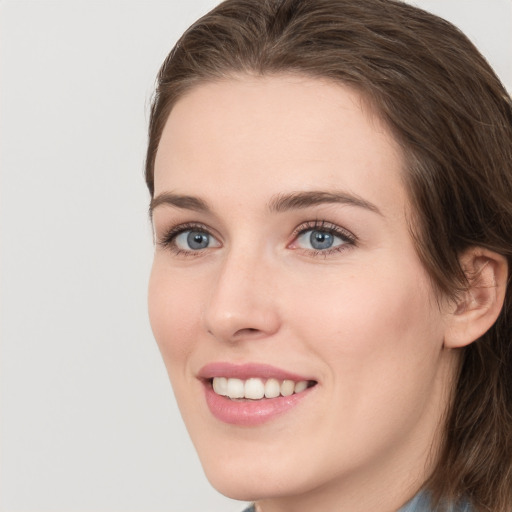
[149,193,210,218]
[149,190,382,218]
[268,190,382,215]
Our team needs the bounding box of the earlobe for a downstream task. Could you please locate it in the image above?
[444,248,508,349]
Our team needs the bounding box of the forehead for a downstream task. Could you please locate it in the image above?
[154,75,407,218]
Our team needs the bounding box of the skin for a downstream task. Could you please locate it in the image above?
[148,75,463,512]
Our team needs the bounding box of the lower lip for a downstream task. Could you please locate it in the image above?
[203,383,314,426]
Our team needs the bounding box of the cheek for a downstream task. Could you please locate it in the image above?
[148,261,202,367]
[286,262,444,389]
[279,265,447,462]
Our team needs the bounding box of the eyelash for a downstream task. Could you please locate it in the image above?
[157,220,357,257]
[291,220,357,256]
[157,222,216,257]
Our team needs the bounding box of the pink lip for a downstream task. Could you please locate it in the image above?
[198,362,312,381]
[198,362,317,426]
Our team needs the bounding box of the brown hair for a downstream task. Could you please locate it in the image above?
[145,0,512,510]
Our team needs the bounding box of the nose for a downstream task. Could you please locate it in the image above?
[202,249,281,343]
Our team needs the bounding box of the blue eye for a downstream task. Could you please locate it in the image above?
[158,222,222,255]
[309,230,335,250]
[295,228,350,251]
[174,229,220,251]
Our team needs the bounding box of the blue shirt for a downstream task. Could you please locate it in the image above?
[399,492,472,511]
[241,491,473,511]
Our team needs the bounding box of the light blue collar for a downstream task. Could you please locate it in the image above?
[242,491,473,512]
[398,491,473,512]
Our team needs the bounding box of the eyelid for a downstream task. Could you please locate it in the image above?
[288,220,357,252]
[157,222,221,253]
[156,219,356,256]
[291,220,356,241]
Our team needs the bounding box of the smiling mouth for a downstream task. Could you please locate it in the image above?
[210,377,317,400]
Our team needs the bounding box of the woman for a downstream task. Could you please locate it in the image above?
[145,0,512,510]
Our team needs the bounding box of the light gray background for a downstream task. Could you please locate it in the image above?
[1,1,511,511]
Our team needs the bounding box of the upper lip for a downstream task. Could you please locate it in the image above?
[197,362,315,382]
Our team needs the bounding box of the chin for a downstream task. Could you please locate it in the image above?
[206,473,267,502]
[195,437,329,503]
[195,442,279,499]
[203,461,307,502]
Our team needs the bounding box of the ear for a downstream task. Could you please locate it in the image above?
[444,247,508,349]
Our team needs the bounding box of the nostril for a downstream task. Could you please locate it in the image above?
[233,327,262,337]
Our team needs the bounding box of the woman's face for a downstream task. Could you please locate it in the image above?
[149,76,458,508]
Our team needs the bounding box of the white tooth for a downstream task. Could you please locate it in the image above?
[226,378,245,399]
[264,378,281,398]
[281,379,295,397]
[212,377,228,396]
[294,380,308,393]
[245,378,265,399]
